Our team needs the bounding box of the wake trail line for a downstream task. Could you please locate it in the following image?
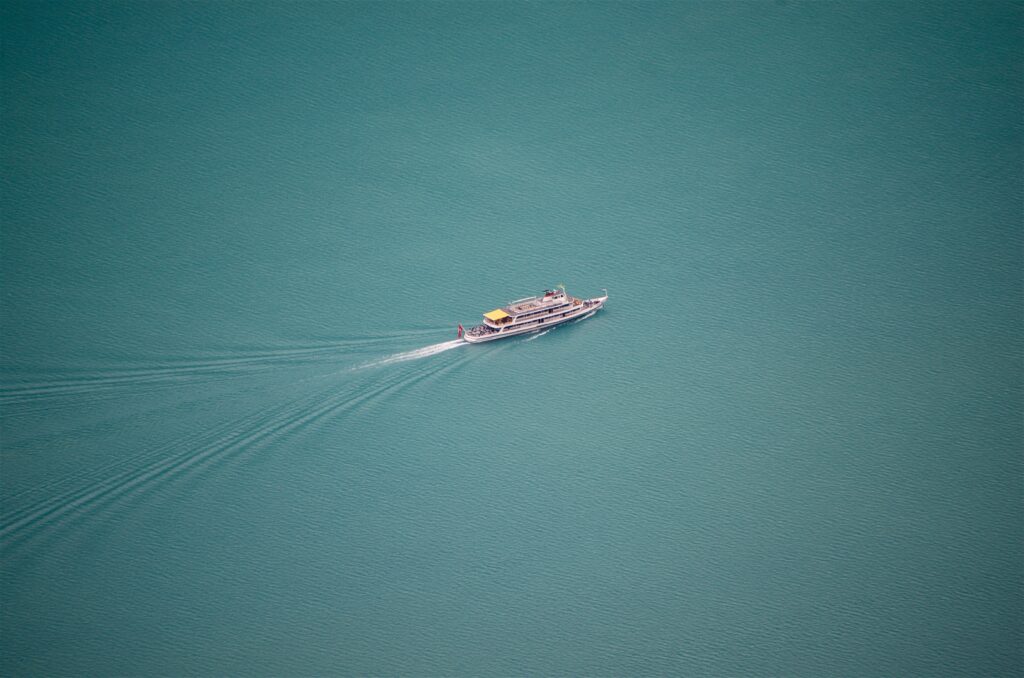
[354,339,466,370]
[0,332,451,403]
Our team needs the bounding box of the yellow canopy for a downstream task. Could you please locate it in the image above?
[484,308,510,321]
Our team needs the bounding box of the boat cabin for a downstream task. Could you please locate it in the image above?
[483,308,512,327]
[481,289,573,328]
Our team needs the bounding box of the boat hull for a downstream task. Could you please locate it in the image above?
[463,295,606,343]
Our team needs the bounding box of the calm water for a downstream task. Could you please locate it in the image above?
[2,2,1021,675]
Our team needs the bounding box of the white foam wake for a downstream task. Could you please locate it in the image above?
[356,339,466,369]
[525,329,551,342]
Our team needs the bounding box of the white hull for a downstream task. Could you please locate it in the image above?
[463,295,606,344]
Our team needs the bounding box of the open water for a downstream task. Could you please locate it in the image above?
[2,2,1022,675]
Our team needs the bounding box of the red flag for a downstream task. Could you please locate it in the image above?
[457,324,464,338]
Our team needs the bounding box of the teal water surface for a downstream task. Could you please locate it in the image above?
[2,2,1022,675]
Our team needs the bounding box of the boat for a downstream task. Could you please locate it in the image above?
[461,286,608,343]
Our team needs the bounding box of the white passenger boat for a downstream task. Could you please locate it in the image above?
[462,286,607,343]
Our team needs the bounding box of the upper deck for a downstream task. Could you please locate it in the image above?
[505,290,569,316]
[482,288,580,327]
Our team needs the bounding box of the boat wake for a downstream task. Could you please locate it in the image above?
[0,341,477,564]
[354,339,466,370]
[0,329,451,408]
[525,329,551,342]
